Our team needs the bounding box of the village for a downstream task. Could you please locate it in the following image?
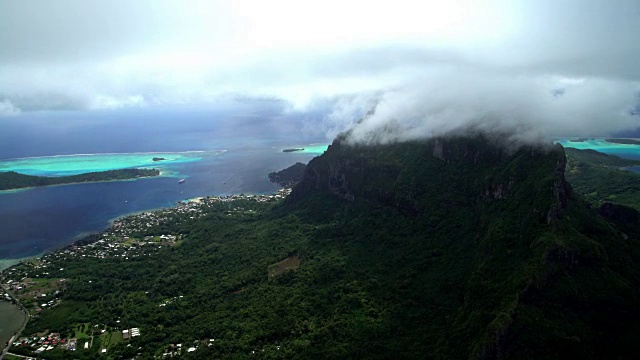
[0,189,292,358]
[5,325,142,356]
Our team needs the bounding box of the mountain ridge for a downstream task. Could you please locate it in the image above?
[282,133,640,359]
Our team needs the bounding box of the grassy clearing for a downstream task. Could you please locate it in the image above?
[268,255,300,278]
[99,333,108,349]
[109,331,123,346]
[23,278,61,294]
[73,323,92,339]
[99,330,123,350]
[121,238,136,246]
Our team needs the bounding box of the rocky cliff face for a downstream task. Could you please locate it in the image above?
[291,134,572,223]
[547,146,572,224]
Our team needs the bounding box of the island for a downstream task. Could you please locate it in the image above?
[282,148,304,153]
[605,138,640,145]
[4,136,640,359]
[0,168,160,191]
[268,162,306,188]
[152,157,166,161]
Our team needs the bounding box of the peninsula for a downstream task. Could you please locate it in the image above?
[0,168,160,191]
[282,148,304,152]
[268,162,306,187]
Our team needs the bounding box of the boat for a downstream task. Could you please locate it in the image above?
[178,179,186,184]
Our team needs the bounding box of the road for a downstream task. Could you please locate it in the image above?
[4,352,34,359]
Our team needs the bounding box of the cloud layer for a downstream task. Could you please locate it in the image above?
[1,0,639,140]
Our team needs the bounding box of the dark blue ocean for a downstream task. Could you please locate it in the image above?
[0,103,329,261]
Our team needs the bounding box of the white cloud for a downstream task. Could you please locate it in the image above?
[346,72,640,144]
[1,0,640,138]
[0,99,21,117]
[90,95,147,110]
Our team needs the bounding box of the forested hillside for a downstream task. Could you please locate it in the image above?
[4,134,640,359]
[0,168,160,190]
[565,147,640,209]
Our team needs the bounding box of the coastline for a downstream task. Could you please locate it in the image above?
[0,190,293,273]
[1,188,245,270]
[0,201,176,271]
[0,146,307,278]
[0,254,44,272]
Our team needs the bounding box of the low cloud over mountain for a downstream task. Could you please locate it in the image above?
[1,0,639,139]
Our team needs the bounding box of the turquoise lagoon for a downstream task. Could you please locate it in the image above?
[277,144,329,155]
[0,151,219,177]
[556,138,640,160]
[300,144,330,154]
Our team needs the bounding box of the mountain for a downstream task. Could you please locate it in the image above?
[6,132,640,359]
[282,133,640,359]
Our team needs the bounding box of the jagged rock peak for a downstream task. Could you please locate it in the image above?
[290,132,571,225]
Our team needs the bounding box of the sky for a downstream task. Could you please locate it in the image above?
[1,0,639,142]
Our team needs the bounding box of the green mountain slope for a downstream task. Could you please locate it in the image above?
[565,147,640,209]
[286,134,640,359]
[6,134,640,359]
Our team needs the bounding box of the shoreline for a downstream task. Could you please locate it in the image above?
[0,254,45,272]
[0,189,292,271]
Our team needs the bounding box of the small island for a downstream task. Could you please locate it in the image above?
[282,148,304,153]
[152,157,166,161]
[0,168,160,191]
[268,162,306,187]
[605,138,640,145]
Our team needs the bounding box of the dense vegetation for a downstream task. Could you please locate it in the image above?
[565,147,640,209]
[268,162,306,187]
[4,134,640,359]
[0,168,159,190]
